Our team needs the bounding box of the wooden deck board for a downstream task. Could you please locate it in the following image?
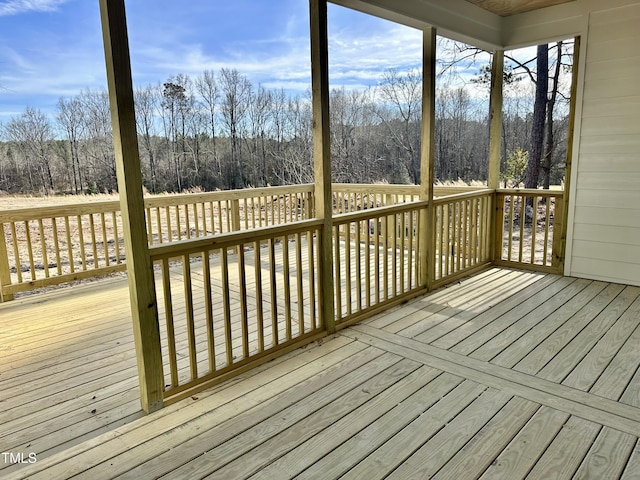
[3,266,640,479]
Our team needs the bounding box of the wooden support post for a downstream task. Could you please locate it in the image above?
[420,27,436,289]
[488,50,504,190]
[488,49,504,262]
[0,225,14,302]
[99,0,164,413]
[557,36,580,274]
[309,0,335,333]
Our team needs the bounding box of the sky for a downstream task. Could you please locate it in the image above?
[0,0,446,122]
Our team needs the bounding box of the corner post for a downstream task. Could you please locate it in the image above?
[488,49,504,262]
[557,36,580,274]
[0,224,14,302]
[420,27,436,290]
[309,0,335,333]
[99,0,164,413]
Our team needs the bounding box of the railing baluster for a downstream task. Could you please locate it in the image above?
[10,223,22,283]
[345,223,352,317]
[24,221,36,280]
[295,232,304,335]
[308,230,316,330]
[184,204,191,239]
[334,224,342,319]
[100,213,109,267]
[37,219,49,278]
[200,202,207,237]
[161,258,179,388]
[283,234,292,340]
[399,211,405,293]
[202,252,216,372]
[254,240,264,352]
[355,219,362,311]
[154,207,162,243]
[443,205,450,277]
[543,198,551,266]
[365,216,371,308]
[175,205,182,240]
[507,195,514,262]
[221,247,233,365]
[407,211,414,290]
[52,218,62,276]
[209,201,215,234]
[518,195,526,263]
[383,214,389,301]
[531,196,538,264]
[182,255,197,380]
[268,238,278,346]
[165,206,172,242]
[237,242,249,359]
[374,214,380,304]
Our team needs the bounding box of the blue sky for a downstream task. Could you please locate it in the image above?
[0,0,433,120]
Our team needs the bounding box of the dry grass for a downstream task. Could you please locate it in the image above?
[0,193,119,210]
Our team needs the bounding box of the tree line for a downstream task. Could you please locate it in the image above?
[0,63,570,196]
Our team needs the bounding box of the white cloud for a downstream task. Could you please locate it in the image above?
[0,0,68,16]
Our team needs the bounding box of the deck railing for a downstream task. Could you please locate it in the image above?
[0,185,563,302]
[433,189,494,288]
[0,183,565,404]
[148,219,324,404]
[0,185,314,299]
[0,201,128,300]
[494,189,564,273]
[333,201,428,325]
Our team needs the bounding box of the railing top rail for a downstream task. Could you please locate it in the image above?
[0,184,316,222]
[331,183,419,194]
[333,200,429,225]
[144,184,314,208]
[432,188,494,205]
[149,218,324,260]
[496,188,564,197]
[434,185,487,195]
[0,200,121,223]
[0,185,563,225]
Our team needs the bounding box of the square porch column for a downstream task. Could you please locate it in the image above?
[99,0,164,413]
[310,0,336,333]
[488,49,504,263]
[420,27,436,290]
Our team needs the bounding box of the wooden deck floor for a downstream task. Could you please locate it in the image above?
[2,266,640,479]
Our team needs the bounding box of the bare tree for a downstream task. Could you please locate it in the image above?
[78,89,116,192]
[5,107,56,193]
[378,68,422,184]
[245,85,272,186]
[162,75,196,191]
[195,69,220,183]
[57,96,86,193]
[219,68,252,188]
[134,84,162,192]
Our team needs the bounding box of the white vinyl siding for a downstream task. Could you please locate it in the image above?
[570,3,640,285]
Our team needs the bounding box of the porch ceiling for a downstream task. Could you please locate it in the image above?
[464,0,576,17]
[331,0,585,50]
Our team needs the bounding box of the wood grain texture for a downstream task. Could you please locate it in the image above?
[5,268,640,480]
[464,0,575,16]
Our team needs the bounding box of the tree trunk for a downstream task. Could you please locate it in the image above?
[525,44,548,190]
[542,41,563,190]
